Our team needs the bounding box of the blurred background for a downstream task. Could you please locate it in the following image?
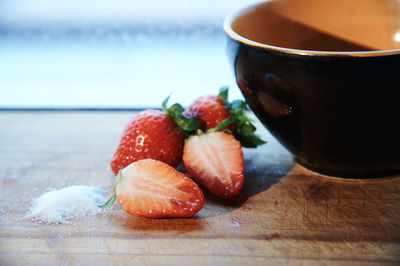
[0,0,261,109]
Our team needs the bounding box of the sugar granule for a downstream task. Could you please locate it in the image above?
[26,185,107,224]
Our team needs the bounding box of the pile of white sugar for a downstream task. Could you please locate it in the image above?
[26,185,108,224]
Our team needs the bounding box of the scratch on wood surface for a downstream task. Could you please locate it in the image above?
[100,238,113,256]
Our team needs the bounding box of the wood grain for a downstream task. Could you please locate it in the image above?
[0,111,399,265]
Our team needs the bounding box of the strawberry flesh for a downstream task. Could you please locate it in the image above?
[183,131,244,199]
[116,159,204,218]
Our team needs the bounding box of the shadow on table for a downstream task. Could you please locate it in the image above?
[196,155,294,219]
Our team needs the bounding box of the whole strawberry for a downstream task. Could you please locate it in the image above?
[184,89,232,131]
[110,110,184,175]
[185,87,266,148]
[110,97,199,175]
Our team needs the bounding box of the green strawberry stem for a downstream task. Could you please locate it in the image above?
[98,167,123,209]
[98,194,116,209]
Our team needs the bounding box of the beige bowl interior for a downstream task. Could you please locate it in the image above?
[231,0,400,52]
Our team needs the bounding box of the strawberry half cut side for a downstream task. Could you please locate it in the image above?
[100,159,205,218]
[183,131,244,199]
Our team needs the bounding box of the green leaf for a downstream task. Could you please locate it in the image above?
[175,113,199,132]
[235,112,266,148]
[237,117,256,135]
[162,95,199,133]
[237,133,267,148]
[168,103,185,120]
[239,113,253,123]
[229,100,247,116]
[209,115,237,132]
[223,129,233,134]
[218,86,229,104]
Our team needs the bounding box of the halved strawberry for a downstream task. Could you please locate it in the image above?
[183,131,244,199]
[101,159,205,218]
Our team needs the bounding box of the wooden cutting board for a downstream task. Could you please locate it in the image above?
[0,111,399,265]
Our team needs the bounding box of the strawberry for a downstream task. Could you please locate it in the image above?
[184,87,266,148]
[183,131,244,199]
[101,159,205,218]
[184,94,230,131]
[110,110,185,175]
[110,95,199,176]
[184,87,232,131]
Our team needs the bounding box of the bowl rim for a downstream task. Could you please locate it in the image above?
[223,2,400,57]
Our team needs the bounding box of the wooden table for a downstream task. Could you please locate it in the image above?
[0,111,399,265]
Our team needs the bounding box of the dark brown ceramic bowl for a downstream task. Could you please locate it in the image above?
[224,0,400,178]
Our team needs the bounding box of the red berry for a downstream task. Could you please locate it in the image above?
[110,110,184,175]
[183,131,244,199]
[184,95,233,131]
[116,159,205,218]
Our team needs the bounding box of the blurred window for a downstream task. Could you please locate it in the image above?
[0,0,260,109]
